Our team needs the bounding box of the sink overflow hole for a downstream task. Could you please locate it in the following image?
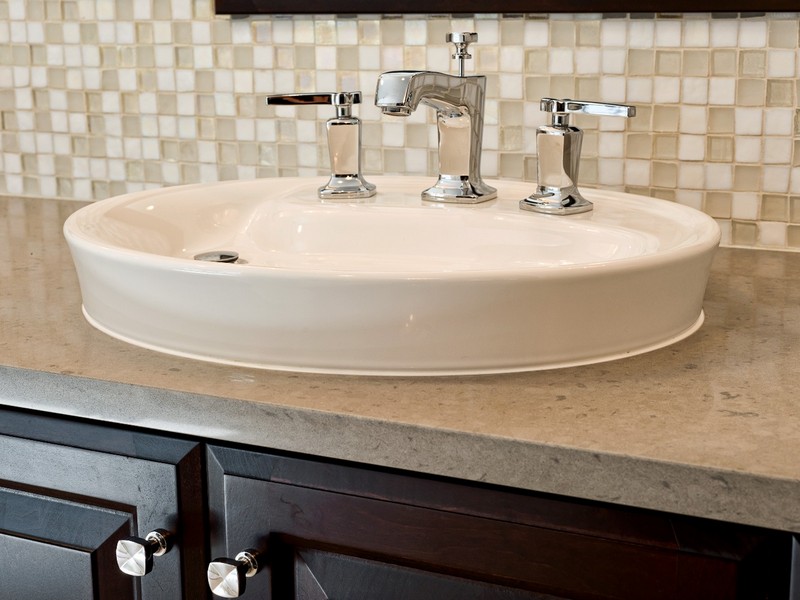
[194,251,239,264]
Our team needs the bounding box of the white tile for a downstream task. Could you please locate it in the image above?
[681,77,708,104]
[708,78,736,105]
[548,48,573,74]
[655,21,681,47]
[626,78,652,103]
[764,108,794,135]
[763,137,792,164]
[762,165,790,193]
[653,77,680,104]
[731,192,759,219]
[678,135,706,161]
[738,20,767,48]
[758,221,787,246]
[734,107,763,135]
[524,21,549,47]
[735,136,762,162]
[678,163,705,189]
[710,20,738,47]
[629,21,655,49]
[767,49,796,77]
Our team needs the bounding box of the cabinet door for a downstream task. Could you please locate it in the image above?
[0,407,207,600]
[208,445,792,600]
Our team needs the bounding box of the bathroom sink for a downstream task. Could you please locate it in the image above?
[64,176,719,375]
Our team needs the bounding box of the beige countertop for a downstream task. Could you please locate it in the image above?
[1,195,799,533]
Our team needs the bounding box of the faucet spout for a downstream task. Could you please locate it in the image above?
[375,71,496,203]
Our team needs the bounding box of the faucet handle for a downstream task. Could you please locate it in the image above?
[446,32,478,76]
[266,92,362,118]
[265,91,375,200]
[540,98,636,127]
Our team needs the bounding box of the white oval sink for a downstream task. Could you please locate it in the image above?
[64,176,720,375]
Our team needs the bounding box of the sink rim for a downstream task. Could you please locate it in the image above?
[65,177,720,280]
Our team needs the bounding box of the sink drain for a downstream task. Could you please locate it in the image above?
[193,250,239,264]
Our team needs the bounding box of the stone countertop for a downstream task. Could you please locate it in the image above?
[1,195,799,533]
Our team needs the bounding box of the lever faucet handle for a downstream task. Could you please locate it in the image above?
[266,91,362,117]
[540,98,636,126]
[446,32,478,76]
[265,90,376,200]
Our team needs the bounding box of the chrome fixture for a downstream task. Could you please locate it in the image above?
[375,32,497,203]
[521,98,636,215]
[115,529,174,577]
[266,92,376,200]
[207,549,262,598]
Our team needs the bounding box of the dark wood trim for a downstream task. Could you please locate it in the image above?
[214,0,793,14]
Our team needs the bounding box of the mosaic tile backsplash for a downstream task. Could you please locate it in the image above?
[1,2,799,249]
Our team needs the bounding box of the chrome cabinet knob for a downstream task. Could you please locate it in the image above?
[115,529,174,577]
[207,549,261,598]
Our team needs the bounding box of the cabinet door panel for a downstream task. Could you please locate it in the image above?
[0,408,207,600]
[208,445,792,600]
[0,487,132,599]
[291,548,566,600]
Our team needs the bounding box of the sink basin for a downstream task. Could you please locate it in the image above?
[64,176,720,375]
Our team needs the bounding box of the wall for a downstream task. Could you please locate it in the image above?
[0,1,799,249]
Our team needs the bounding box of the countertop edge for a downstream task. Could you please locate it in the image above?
[3,364,799,534]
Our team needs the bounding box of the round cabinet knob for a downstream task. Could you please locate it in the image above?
[207,549,261,598]
[115,529,174,577]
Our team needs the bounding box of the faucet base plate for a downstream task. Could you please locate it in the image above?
[319,175,377,200]
[520,187,593,215]
[422,175,497,204]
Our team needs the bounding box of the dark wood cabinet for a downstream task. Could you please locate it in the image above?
[0,407,207,599]
[1,405,797,599]
[207,444,795,600]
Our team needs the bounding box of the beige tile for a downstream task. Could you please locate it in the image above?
[739,51,766,78]
[708,107,734,134]
[500,20,524,45]
[549,76,575,100]
[652,106,679,132]
[652,161,678,188]
[627,49,654,76]
[499,153,523,178]
[653,134,678,160]
[766,80,793,107]
[655,51,681,76]
[551,22,575,47]
[576,77,599,101]
[525,49,548,74]
[733,165,761,192]
[732,220,758,246]
[682,50,709,76]
[787,225,800,248]
[769,19,799,49]
[577,22,600,47]
[712,50,737,76]
[790,196,800,223]
[761,194,788,221]
[707,136,733,162]
[626,133,652,159]
[736,79,766,107]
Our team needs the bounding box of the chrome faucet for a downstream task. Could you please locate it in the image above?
[266,91,376,200]
[520,98,636,215]
[375,33,497,204]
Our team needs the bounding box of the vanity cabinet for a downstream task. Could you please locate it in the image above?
[0,406,796,599]
[207,444,794,600]
[0,407,207,599]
